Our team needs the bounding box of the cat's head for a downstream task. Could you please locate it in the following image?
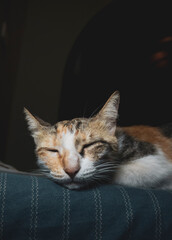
[24,91,120,189]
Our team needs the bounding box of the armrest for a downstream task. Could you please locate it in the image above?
[0,171,172,240]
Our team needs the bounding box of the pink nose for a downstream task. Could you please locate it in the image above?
[64,166,80,179]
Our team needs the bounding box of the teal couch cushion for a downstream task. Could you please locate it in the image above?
[0,171,172,240]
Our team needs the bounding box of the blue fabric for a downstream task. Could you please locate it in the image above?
[0,171,172,240]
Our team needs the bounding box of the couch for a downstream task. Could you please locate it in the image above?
[0,169,172,240]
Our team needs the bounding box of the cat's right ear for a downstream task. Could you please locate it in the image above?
[94,91,120,135]
[24,108,50,135]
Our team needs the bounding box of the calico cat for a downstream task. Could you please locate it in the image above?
[24,91,172,190]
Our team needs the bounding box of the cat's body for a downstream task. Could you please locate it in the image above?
[25,91,172,190]
[114,125,172,189]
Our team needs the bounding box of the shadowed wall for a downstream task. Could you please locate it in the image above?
[2,0,112,170]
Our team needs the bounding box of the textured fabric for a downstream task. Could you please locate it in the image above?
[0,171,172,240]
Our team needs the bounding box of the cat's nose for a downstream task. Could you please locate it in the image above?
[64,166,80,179]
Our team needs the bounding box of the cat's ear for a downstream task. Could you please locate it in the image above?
[96,91,120,135]
[24,108,50,135]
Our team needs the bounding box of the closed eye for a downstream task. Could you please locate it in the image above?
[80,140,107,155]
[37,147,59,153]
[47,148,59,153]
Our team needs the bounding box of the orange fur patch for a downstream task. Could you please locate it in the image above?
[38,152,63,174]
[122,125,172,161]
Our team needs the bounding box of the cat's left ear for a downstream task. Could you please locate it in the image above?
[24,108,51,136]
[96,91,120,135]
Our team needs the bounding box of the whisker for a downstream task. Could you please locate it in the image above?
[82,121,84,132]
[82,102,88,119]
[95,163,119,171]
[96,164,118,169]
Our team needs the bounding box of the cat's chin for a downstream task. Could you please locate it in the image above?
[64,182,86,190]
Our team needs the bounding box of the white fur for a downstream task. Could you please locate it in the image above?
[114,149,172,189]
[78,157,94,177]
[53,138,95,189]
[60,130,80,169]
[58,130,95,179]
[61,130,75,150]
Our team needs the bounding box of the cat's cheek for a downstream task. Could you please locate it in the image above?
[83,150,97,162]
[79,157,95,173]
[37,153,63,173]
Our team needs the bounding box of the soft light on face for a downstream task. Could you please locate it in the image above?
[24,91,120,189]
[34,120,117,189]
[35,123,97,188]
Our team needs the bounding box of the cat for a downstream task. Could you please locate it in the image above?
[24,91,172,190]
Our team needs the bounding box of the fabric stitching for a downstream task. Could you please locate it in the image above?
[0,173,3,240]
[121,187,133,227]
[96,188,102,240]
[0,173,2,194]
[34,177,39,240]
[30,176,35,240]
[0,173,4,240]
[62,188,66,240]
[153,193,162,240]
[147,190,158,240]
[2,174,7,240]
[0,173,7,240]
[62,188,70,240]
[93,189,98,240]
[154,194,162,240]
[147,190,162,240]
[93,188,102,240]
[118,187,129,228]
[118,186,133,240]
[66,189,70,240]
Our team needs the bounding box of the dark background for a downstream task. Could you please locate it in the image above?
[0,0,172,171]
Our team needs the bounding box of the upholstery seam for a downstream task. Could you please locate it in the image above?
[30,176,39,240]
[0,173,7,240]
[34,177,39,240]
[146,190,162,240]
[30,176,34,240]
[118,186,133,240]
[66,189,70,240]
[0,173,3,240]
[93,188,102,240]
[62,188,70,240]
[96,188,102,240]
[93,189,98,240]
